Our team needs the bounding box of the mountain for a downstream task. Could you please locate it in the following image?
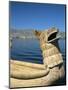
[10,29,65,39]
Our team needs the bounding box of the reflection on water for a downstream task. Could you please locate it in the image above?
[11,38,65,64]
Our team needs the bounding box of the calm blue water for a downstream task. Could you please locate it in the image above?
[11,38,65,64]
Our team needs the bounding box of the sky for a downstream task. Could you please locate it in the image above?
[10,1,66,31]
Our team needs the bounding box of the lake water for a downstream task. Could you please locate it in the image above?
[10,38,66,85]
[11,38,66,65]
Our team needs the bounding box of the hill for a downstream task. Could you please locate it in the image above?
[10,29,65,39]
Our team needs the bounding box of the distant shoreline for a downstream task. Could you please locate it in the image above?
[10,30,65,39]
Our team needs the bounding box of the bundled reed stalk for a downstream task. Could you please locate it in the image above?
[10,27,65,88]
